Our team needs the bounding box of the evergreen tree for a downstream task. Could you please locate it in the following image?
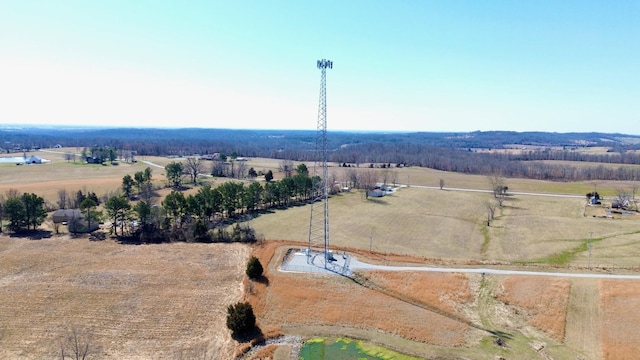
[245,256,264,279]
[226,302,256,336]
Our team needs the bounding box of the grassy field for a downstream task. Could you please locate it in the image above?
[2,153,640,359]
[247,185,640,268]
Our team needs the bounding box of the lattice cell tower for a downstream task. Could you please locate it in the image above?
[308,59,333,267]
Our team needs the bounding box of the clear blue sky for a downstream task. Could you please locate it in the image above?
[1,1,638,134]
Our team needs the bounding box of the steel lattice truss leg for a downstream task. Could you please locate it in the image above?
[308,59,332,267]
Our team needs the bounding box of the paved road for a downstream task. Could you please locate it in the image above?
[349,258,640,280]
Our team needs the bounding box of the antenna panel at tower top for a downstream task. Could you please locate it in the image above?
[317,59,333,69]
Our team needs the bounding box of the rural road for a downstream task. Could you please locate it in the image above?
[348,258,640,280]
[410,184,586,199]
[140,160,165,169]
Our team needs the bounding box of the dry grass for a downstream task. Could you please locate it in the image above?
[250,187,640,269]
[364,271,473,319]
[246,242,479,348]
[600,280,640,360]
[249,187,486,261]
[0,235,249,359]
[0,151,161,202]
[495,276,570,342]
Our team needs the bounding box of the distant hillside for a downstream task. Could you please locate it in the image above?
[1,126,639,155]
[3,126,640,181]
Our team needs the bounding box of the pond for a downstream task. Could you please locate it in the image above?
[299,337,422,360]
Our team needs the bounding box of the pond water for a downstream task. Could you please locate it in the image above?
[299,337,421,360]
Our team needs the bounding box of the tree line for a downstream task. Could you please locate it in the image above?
[107,162,317,243]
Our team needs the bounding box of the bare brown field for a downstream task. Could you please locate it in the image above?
[246,242,616,359]
[247,242,480,351]
[364,271,473,319]
[0,235,249,359]
[0,156,158,202]
[600,280,640,360]
[495,277,570,342]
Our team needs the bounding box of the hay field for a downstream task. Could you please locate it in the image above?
[0,236,249,359]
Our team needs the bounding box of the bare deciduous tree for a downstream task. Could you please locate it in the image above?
[278,160,294,178]
[484,199,498,226]
[390,171,398,186]
[235,161,247,179]
[345,168,359,189]
[185,157,203,184]
[381,169,391,187]
[360,169,379,200]
[59,326,100,360]
[210,160,226,177]
[57,189,69,209]
[439,178,445,190]
[488,175,508,207]
[329,171,339,195]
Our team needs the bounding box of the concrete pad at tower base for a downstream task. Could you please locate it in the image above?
[280,249,352,276]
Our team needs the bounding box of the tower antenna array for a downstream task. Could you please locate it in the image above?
[308,59,332,267]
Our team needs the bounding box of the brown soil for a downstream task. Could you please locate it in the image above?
[600,280,640,360]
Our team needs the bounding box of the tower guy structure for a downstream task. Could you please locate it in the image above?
[308,59,333,266]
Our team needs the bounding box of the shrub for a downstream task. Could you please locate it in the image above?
[226,302,256,336]
[246,256,264,279]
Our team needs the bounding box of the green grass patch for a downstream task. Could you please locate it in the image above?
[531,238,604,266]
[299,337,423,360]
[481,225,490,256]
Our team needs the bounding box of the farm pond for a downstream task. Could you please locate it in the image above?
[299,337,421,360]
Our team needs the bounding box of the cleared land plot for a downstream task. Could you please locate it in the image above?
[0,236,249,359]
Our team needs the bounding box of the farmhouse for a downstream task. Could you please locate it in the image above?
[52,209,99,233]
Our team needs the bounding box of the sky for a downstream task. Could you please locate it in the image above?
[1,1,638,134]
